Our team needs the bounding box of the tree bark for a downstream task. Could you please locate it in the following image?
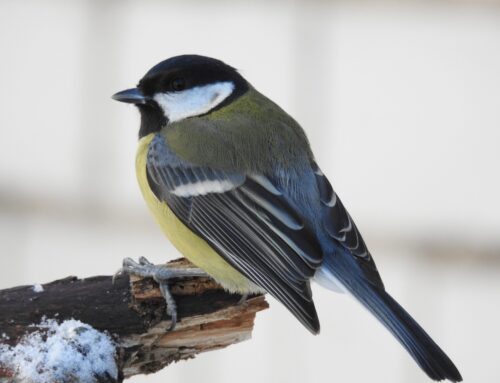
[0,258,268,381]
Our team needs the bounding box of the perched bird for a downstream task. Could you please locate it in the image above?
[112,55,462,381]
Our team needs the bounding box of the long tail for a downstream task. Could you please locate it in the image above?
[320,251,462,382]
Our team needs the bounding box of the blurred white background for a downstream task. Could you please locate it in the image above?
[1,0,499,382]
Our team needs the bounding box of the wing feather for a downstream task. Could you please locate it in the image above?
[312,161,383,288]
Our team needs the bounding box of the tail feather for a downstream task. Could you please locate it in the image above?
[322,252,462,382]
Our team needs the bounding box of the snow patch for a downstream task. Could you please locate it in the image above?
[32,284,44,293]
[0,318,118,383]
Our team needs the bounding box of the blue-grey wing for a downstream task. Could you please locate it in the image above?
[146,134,323,333]
[311,161,384,288]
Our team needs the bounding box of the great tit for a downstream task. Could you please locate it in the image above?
[112,55,461,382]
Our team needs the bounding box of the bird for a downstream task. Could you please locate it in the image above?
[112,54,462,382]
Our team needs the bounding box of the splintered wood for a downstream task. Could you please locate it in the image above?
[123,258,268,378]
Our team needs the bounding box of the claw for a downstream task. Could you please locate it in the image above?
[112,267,124,284]
[237,293,249,306]
[138,256,152,266]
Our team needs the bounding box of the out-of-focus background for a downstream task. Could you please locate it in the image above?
[1,0,499,381]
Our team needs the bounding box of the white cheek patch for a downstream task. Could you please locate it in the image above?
[153,81,235,123]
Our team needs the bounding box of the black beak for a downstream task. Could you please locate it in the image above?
[112,88,150,104]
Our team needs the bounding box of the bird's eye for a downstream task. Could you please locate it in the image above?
[171,78,186,91]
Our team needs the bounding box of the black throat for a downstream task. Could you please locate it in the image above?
[138,103,167,139]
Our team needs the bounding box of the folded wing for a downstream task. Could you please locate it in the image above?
[147,134,324,333]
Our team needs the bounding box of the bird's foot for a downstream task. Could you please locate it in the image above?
[114,257,208,331]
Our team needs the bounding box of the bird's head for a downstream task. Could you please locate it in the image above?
[112,55,248,138]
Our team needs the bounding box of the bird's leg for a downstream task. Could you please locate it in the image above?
[237,293,249,305]
[114,257,208,331]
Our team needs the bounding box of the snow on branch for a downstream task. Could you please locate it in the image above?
[0,318,118,382]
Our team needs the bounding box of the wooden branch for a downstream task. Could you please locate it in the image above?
[0,258,268,382]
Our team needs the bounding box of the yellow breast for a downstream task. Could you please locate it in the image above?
[135,133,260,294]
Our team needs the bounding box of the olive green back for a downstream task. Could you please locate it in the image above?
[163,87,314,173]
